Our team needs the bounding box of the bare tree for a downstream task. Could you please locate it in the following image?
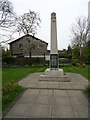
[71,16,89,63]
[0,0,17,49]
[0,0,16,28]
[17,10,41,36]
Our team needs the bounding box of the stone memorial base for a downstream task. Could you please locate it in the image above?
[39,68,70,82]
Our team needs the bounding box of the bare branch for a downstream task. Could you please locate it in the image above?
[0,0,16,28]
[16,10,41,35]
[71,16,89,47]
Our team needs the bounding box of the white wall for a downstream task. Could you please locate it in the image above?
[13,55,50,60]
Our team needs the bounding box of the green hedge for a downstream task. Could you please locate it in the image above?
[2,56,15,65]
[59,58,71,64]
[2,56,46,66]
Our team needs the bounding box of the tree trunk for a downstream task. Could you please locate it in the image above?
[29,51,32,66]
[44,53,45,61]
[79,47,83,65]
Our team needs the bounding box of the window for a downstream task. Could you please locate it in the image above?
[19,44,23,50]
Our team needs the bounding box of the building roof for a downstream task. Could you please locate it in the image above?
[9,34,48,45]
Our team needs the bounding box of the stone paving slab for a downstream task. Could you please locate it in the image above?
[35,95,53,105]
[4,72,88,118]
[17,94,38,104]
[47,82,59,89]
[68,90,85,97]
[53,96,71,106]
[70,96,88,106]
[54,90,68,97]
[4,89,88,118]
[52,105,75,118]
[39,89,53,96]
[18,72,88,90]
[24,89,40,95]
[36,82,48,88]
[72,105,88,118]
[28,104,52,118]
[5,103,33,118]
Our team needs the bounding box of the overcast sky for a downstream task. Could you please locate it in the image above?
[8,0,90,49]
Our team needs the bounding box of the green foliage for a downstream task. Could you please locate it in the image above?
[59,58,71,65]
[72,61,76,66]
[72,45,89,64]
[59,52,72,59]
[2,49,13,65]
[31,57,45,64]
[72,46,80,59]
[2,49,10,57]
[2,84,23,111]
[71,59,79,66]
[62,65,88,79]
[82,46,90,64]
[2,66,46,86]
[2,57,46,66]
[59,52,67,58]
[2,82,16,94]
[2,56,14,65]
[85,86,90,97]
[76,63,80,67]
[82,64,86,68]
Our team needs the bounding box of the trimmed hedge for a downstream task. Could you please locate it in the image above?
[2,56,46,66]
[2,57,15,65]
[59,58,71,64]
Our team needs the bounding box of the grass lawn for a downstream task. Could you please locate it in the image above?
[2,66,46,86]
[2,66,46,111]
[2,84,23,111]
[62,65,88,79]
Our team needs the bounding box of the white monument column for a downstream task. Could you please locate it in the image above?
[50,12,58,70]
[51,12,58,54]
[40,12,70,82]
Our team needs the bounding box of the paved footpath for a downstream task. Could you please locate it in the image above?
[4,73,88,118]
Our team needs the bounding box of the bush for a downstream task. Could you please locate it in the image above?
[2,56,14,65]
[2,84,23,111]
[59,64,64,67]
[72,60,77,66]
[85,86,90,97]
[59,58,71,64]
[32,57,45,64]
[76,63,80,67]
[82,64,86,68]
[2,57,46,66]
[31,57,46,66]
[2,82,17,94]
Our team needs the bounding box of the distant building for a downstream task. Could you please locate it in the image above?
[9,34,50,60]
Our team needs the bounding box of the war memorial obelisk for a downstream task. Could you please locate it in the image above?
[50,12,58,70]
[40,12,69,81]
